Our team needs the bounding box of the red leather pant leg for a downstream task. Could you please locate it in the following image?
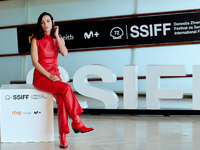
[53,94,70,134]
[33,76,83,134]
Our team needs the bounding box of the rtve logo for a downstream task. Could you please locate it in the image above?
[12,111,21,116]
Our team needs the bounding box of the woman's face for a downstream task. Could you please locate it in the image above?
[40,15,53,34]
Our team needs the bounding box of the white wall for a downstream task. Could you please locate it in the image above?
[1,0,200,94]
[0,28,18,54]
[0,0,25,27]
[137,0,200,14]
[27,0,135,23]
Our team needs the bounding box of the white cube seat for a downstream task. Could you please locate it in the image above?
[0,84,54,142]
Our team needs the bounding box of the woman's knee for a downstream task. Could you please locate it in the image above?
[61,84,73,94]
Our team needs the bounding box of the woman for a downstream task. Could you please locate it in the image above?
[31,12,93,148]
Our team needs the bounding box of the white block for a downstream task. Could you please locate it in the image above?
[1,84,54,142]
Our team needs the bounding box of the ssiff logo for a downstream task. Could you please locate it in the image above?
[5,95,29,100]
[12,111,21,116]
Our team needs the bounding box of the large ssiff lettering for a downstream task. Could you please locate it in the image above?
[72,65,200,110]
[130,23,171,38]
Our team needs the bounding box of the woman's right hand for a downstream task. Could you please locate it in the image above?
[48,74,60,81]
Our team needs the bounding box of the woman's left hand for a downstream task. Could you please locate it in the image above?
[54,26,59,37]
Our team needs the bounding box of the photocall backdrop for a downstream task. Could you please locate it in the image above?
[17,10,200,53]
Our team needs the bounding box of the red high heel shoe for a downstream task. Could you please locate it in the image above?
[71,115,94,133]
[59,133,68,148]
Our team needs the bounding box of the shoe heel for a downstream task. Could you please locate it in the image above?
[73,129,80,133]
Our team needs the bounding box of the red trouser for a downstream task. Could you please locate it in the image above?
[33,76,83,134]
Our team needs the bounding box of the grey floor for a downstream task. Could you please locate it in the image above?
[1,95,200,150]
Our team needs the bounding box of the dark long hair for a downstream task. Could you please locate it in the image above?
[35,12,55,39]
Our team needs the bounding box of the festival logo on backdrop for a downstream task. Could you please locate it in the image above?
[17,11,200,53]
